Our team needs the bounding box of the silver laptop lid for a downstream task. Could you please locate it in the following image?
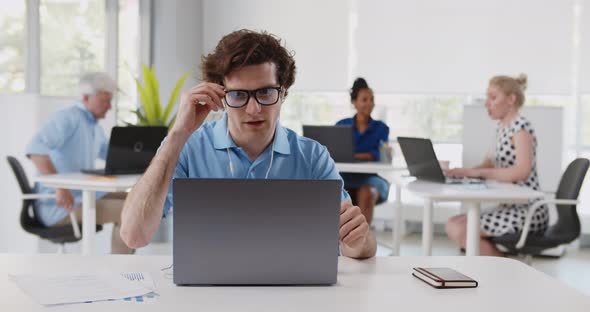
[173,178,341,285]
[397,136,446,183]
[302,125,356,163]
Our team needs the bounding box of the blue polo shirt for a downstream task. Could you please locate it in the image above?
[163,113,349,217]
[336,116,389,161]
[26,102,108,226]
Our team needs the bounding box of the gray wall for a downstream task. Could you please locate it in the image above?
[152,0,203,103]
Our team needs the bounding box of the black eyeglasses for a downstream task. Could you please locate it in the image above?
[224,86,282,108]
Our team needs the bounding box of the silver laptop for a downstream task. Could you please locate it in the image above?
[302,125,359,163]
[173,178,341,285]
[398,137,483,184]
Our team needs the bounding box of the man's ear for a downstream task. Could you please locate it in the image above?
[82,94,90,103]
[280,89,287,103]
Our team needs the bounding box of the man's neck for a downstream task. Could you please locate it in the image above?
[81,101,99,120]
[231,131,275,161]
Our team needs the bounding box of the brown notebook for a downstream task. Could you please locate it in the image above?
[412,267,478,289]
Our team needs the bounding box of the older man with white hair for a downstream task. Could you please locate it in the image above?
[26,72,133,254]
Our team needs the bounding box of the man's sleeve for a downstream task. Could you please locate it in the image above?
[26,112,75,156]
[98,128,109,160]
[313,145,351,202]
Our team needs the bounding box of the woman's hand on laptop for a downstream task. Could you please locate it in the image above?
[171,82,226,138]
[339,201,369,249]
[445,167,478,178]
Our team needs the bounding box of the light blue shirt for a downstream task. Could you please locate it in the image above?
[26,102,108,226]
[163,113,350,217]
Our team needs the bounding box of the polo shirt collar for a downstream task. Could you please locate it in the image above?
[75,102,98,123]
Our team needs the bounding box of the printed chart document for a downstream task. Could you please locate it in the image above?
[10,272,153,305]
[116,272,159,304]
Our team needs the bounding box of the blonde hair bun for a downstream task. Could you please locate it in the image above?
[515,73,528,92]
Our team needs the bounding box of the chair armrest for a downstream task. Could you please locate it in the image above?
[21,194,80,239]
[21,194,56,200]
[516,198,579,249]
[69,213,81,239]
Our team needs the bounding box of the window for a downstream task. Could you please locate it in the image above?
[281,92,349,133]
[526,96,569,108]
[281,92,465,142]
[0,0,26,93]
[117,0,140,124]
[378,95,465,143]
[39,0,106,96]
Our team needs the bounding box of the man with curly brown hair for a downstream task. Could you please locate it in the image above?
[121,29,376,259]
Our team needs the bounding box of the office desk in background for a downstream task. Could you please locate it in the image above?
[335,162,407,256]
[2,254,589,311]
[404,180,545,256]
[33,173,141,255]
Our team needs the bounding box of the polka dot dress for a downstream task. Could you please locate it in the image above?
[480,116,548,237]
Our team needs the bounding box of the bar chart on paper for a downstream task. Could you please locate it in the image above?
[97,272,159,305]
[119,272,158,304]
[122,293,158,303]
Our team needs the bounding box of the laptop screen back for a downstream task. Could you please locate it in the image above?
[302,125,356,162]
[397,137,446,183]
[173,178,341,285]
[104,126,167,174]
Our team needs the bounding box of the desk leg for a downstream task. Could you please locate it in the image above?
[392,184,402,256]
[82,190,96,255]
[465,202,481,256]
[422,199,433,256]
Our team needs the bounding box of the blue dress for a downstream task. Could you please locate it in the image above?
[336,116,390,204]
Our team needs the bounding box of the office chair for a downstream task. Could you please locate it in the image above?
[6,156,102,253]
[491,158,589,264]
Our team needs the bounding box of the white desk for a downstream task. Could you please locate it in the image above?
[335,162,407,256]
[33,173,141,255]
[334,162,406,175]
[404,180,545,256]
[2,254,588,311]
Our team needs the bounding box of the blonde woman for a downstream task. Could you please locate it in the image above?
[445,74,546,256]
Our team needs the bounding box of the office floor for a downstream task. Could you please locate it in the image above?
[137,230,590,297]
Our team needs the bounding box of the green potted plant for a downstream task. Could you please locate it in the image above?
[130,64,190,129]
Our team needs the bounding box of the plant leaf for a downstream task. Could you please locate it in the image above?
[132,109,149,124]
[163,71,190,123]
[135,77,155,125]
[141,64,157,124]
[148,65,161,119]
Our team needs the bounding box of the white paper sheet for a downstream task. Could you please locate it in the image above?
[118,272,158,304]
[10,272,153,306]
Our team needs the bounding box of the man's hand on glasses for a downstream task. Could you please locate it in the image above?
[171,82,226,139]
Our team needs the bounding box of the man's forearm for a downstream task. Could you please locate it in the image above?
[29,154,57,175]
[341,230,377,259]
[120,130,190,248]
